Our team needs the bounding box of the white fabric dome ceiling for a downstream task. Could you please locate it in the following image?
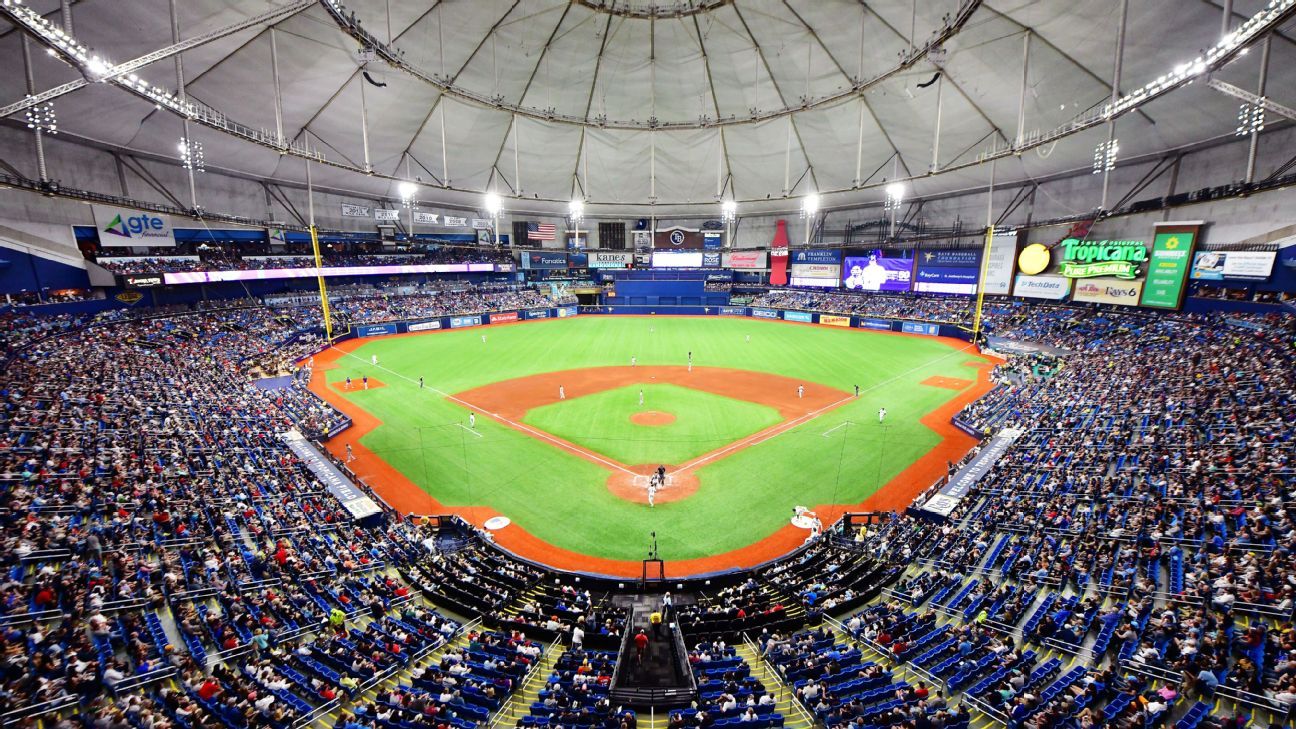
[2,0,1294,213]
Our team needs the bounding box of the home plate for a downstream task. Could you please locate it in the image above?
[484,516,511,530]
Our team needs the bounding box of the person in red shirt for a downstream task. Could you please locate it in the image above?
[634,630,649,662]
[198,678,221,701]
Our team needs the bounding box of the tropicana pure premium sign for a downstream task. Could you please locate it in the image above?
[1018,238,1147,280]
[1056,238,1147,279]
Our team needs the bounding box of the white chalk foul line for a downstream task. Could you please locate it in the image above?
[456,423,483,438]
[822,421,854,438]
[329,346,637,476]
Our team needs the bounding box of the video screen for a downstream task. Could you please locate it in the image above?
[842,251,913,292]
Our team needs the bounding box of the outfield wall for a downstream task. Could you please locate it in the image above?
[585,303,972,341]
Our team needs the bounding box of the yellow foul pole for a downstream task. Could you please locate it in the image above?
[971,225,994,341]
[309,225,332,340]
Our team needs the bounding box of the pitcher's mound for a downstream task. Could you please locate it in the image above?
[630,410,676,426]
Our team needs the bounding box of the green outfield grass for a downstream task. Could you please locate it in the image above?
[326,316,986,562]
[523,383,783,466]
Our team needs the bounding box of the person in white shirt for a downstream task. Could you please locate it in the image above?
[878,407,887,423]
[572,625,584,650]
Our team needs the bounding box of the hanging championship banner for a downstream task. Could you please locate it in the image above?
[341,203,371,218]
[375,209,400,221]
[443,216,468,227]
[413,211,439,225]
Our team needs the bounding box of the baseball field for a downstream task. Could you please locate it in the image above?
[308,315,996,576]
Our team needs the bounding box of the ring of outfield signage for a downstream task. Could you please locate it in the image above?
[308,315,999,577]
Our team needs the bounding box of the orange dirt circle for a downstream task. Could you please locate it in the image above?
[630,410,676,426]
[606,467,700,505]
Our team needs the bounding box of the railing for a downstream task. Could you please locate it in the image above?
[741,632,818,728]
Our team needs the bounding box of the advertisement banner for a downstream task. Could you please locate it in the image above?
[280,430,382,520]
[820,314,851,327]
[859,318,893,331]
[374,209,400,221]
[770,220,790,286]
[412,211,439,225]
[341,203,371,218]
[914,249,982,294]
[1013,274,1071,300]
[783,310,814,323]
[556,306,578,318]
[123,274,164,288]
[490,311,519,324]
[702,252,722,268]
[522,251,568,269]
[450,315,483,328]
[842,249,913,292]
[901,321,940,336]
[790,249,843,266]
[652,250,703,268]
[1140,224,1199,308]
[1073,279,1145,305]
[443,216,468,227]
[751,308,779,319]
[980,231,1018,295]
[524,309,549,319]
[719,306,747,316]
[1190,250,1275,280]
[920,428,1022,518]
[162,262,488,284]
[703,231,724,249]
[568,252,589,268]
[724,250,768,269]
[407,320,442,332]
[589,251,633,268]
[93,205,177,247]
[358,323,398,337]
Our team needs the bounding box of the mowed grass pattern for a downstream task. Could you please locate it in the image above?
[326,316,986,562]
[523,383,783,466]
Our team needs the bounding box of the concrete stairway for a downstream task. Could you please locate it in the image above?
[734,641,816,729]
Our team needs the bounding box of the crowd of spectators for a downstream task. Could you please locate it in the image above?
[748,289,975,325]
[5,282,1296,729]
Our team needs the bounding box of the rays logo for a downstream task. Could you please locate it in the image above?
[102,212,167,239]
[669,230,686,247]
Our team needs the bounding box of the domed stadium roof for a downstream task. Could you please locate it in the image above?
[2,0,1293,213]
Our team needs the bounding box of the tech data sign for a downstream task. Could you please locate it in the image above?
[93,205,177,247]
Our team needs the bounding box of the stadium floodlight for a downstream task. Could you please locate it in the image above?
[721,199,737,223]
[1092,139,1119,174]
[884,182,905,211]
[178,138,204,173]
[483,191,503,216]
[568,199,585,223]
[800,193,820,218]
[398,180,417,201]
[1236,101,1265,136]
[23,98,56,135]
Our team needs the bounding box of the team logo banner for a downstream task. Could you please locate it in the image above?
[654,226,704,249]
[93,205,176,247]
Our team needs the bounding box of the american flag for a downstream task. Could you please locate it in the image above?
[527,222,556,241]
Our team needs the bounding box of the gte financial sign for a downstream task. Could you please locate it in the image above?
[1057,238,1146,279]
